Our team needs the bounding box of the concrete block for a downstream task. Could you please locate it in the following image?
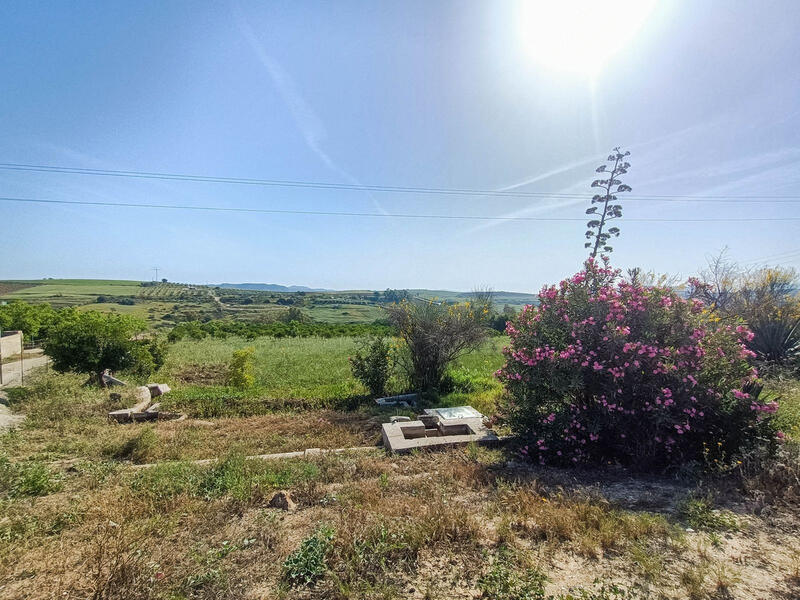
[147,383,171,397]
[108,409,133,424]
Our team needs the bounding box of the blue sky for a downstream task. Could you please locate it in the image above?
[1,0,799,292]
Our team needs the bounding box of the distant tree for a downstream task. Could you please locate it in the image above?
[43,310,161,385]
[585,147,632,258]
[161,278,168,283]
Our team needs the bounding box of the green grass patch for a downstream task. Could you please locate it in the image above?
[129,452,320,503]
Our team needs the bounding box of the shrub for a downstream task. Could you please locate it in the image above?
[688,259,800,372]
[282,525,335,587]
[498,258,778,470]
[387,294,492,391]
[226,347,255,389]
[349,336,392,397]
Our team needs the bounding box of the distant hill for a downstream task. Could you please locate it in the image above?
[217,283,332,292]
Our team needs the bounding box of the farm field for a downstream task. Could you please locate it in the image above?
[0,279,145,306]
[159,335,507,418]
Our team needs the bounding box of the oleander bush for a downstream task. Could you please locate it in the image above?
[498,258,780,470]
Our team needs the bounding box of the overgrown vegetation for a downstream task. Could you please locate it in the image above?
[499,258,778,469]
[387,292,493,391]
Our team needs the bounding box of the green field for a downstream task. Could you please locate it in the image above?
[159,335,507,417]
[0,279,144,305]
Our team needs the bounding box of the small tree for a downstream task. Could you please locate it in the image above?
[387,293,492,391]
[349,336,392,397]
[226,347,255,389]
[43,310,156,385]
[585,147,632,258]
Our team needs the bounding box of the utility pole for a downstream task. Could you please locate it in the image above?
[152,266,160,282]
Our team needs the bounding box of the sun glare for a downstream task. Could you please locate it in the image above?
[517,0,657,76]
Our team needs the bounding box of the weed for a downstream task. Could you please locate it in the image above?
[478,547,547,600]
[0,454,62,498]
[497,486,678,557]
[282,525,335,587]
[556,581,643,600]
[680,562,709,600]
[628,542,664,583]
[678,495,739,532]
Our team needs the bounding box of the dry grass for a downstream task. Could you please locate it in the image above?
[1,447,799,600]
[3,368,800,599]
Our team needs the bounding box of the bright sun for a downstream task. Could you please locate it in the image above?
[517,0,657,76]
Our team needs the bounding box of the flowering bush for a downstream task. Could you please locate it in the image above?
[497,258,779,469]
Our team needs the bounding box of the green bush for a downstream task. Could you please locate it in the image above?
[387,294,492,391]
[226,347,255,389]
[349,336,392,397]
[500,259,778,470]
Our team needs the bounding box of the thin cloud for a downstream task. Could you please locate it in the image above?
[234,8,387,214]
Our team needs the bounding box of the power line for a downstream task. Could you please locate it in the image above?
[1,162,800,202]
[2,195,799,222]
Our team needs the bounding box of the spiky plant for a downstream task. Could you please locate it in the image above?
[748,315,800,366]
[585,147,632,258]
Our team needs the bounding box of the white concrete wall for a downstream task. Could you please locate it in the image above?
[0,331,23,359]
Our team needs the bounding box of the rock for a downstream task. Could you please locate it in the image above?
[147,383,171,397]
[389,415,411,423]
[269,491,297,511]
[146,402,161,413]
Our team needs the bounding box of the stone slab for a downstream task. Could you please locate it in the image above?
[147,383,171,397]
[382,416,500,453]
